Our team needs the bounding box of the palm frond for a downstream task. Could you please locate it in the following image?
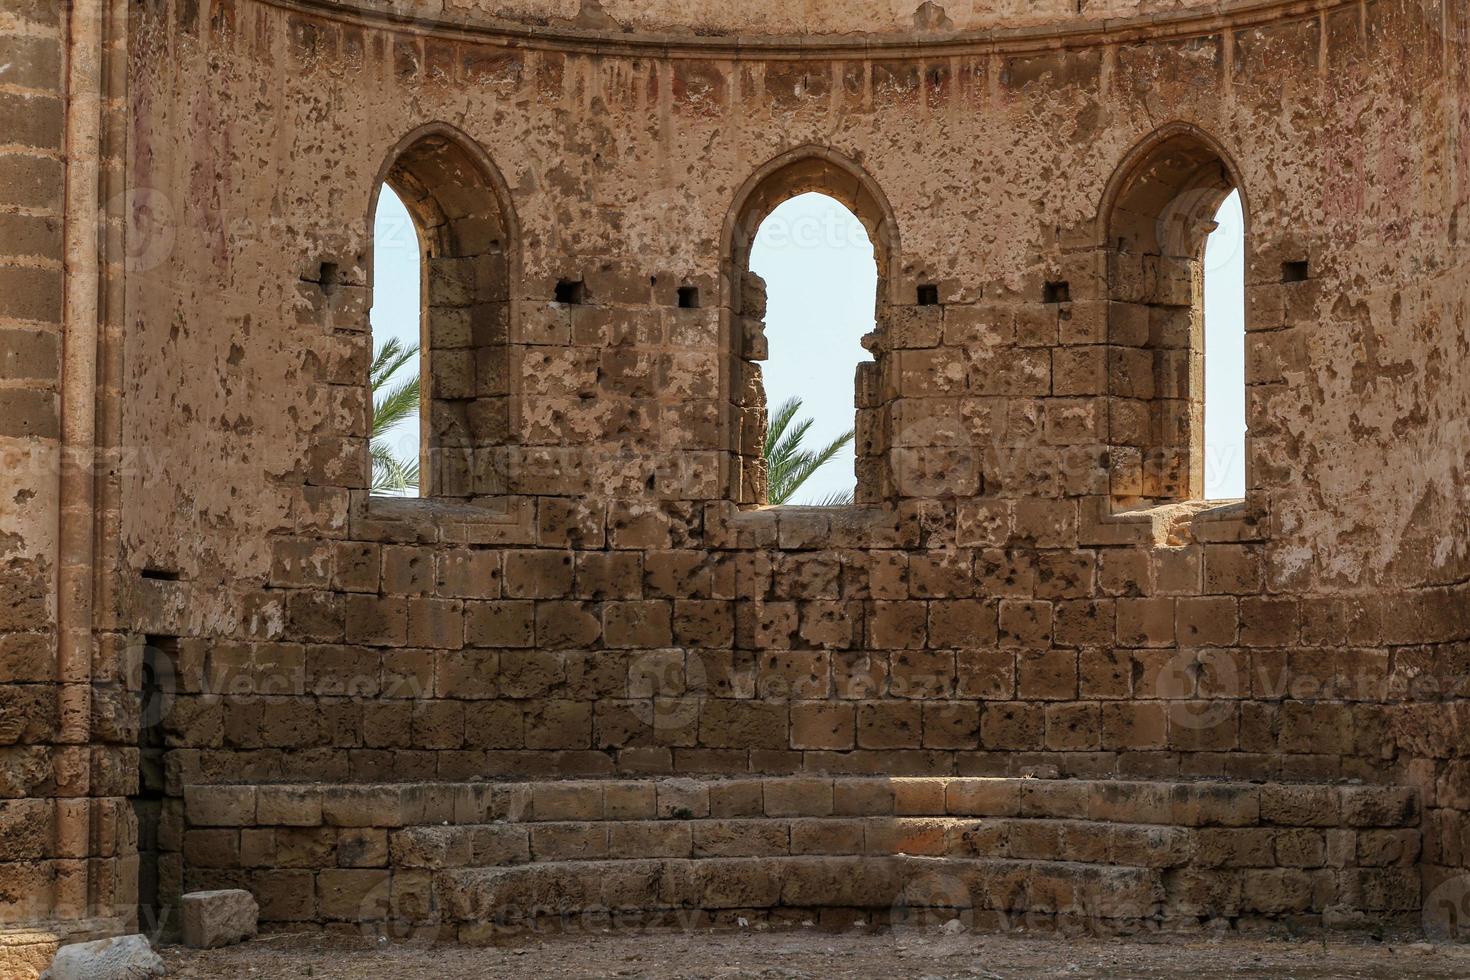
[371,337,418,391]
[760,396,855,505]
[369,338,422,494]
[765,398,803,450]
[372,375,421,438]
[811,489,856,507]
[370,441,416,493]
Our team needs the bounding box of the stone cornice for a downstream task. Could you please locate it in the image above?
[260,0,1361,59]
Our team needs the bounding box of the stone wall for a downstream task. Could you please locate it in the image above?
[125,0,1470,752]
[1,0,1467,946]
[303,0,1282,39]
[0,0,141,950]
[176,777,1425,935]
[0,0,70,935]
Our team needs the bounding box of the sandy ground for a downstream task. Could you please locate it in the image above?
[161,928,1470,979]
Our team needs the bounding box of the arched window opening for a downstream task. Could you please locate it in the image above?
[1203,190,1246,500]
[369,185,424,497]
[1103,129,1246,505]
[368,129,514,500]
[724,151,896,507]
[749,193,876,506]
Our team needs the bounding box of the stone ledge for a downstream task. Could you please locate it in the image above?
[271,0,1362,58]
[180,777,1419,830]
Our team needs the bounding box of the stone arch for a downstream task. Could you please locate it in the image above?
[368,123,520,498]
[1097,123,1247,504]
[719,146,901,505]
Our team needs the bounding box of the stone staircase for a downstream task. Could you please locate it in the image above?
[182,776,1423,941]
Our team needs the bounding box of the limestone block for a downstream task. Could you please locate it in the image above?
[181,888,258,948]
[42,935,164,980]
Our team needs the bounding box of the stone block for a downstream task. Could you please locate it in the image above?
[532,781,605,821]
[763,777,833,817]
[185,786,257,827]
[656,777,710,819]
[317,868,390,920]
[464,600,534,647]
[708,779,764,817]
[254,787,322,827]
[946,778,1021,817]
[692,818,787,857]
[503,551,574,597]
[181,888,259,948]
[44,935,164,980]
[321,786,406,828]
[1260,784,1341,828]
[0,387,58,439]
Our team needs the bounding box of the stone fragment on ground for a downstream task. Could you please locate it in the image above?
[42,934,165,980]
[182,889,259,949]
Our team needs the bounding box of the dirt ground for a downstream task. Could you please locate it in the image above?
[161,928,1470,979]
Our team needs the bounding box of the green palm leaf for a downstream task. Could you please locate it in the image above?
[372,376,420,439]
[762,396,854,506]
[370,338,421,493]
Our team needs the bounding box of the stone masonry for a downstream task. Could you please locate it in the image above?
[1,0,1468,967]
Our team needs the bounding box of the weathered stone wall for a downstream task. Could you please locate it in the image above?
[303,0,1288,38]
[125,0,1469,754]
[0,0,142,950]
[4,0,1468,944]
[0,0,70,934]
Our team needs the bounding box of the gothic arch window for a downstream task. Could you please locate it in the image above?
[722,149,899,506]
[368,125,517,499]
[1101,126,1248,504]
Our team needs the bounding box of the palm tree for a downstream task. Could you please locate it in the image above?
[763,396,855,506]
[370,338,421,493]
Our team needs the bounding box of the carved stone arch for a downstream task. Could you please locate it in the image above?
[367,123,520,498]
[1096,123,1249,504]
[1097,121,1248,258]
[719,146,901,505]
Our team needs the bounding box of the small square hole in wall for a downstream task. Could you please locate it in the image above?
[318,262,339,296]
[1043,280,1071,304]
[677,285,700,309]
[916,284,940,306]
[555,279,586,304]
[1281,260,1310,283]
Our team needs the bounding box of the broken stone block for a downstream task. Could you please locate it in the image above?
[42,934,164,980]
[181,888,259,949]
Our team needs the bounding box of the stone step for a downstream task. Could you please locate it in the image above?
[389,816,1421,872]
[422,854,1421,934]
[186,776,1421,831]
[179,775,1426,936]
[432,855,1167,924]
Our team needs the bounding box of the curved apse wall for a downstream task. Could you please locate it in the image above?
[117,0,1470,928]
[291,0,1268,37]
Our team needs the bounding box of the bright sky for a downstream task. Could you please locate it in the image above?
[1202,189,1248,500]
[369,186,422,490]
[749,193,877,504]
[369,186,1247,504]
